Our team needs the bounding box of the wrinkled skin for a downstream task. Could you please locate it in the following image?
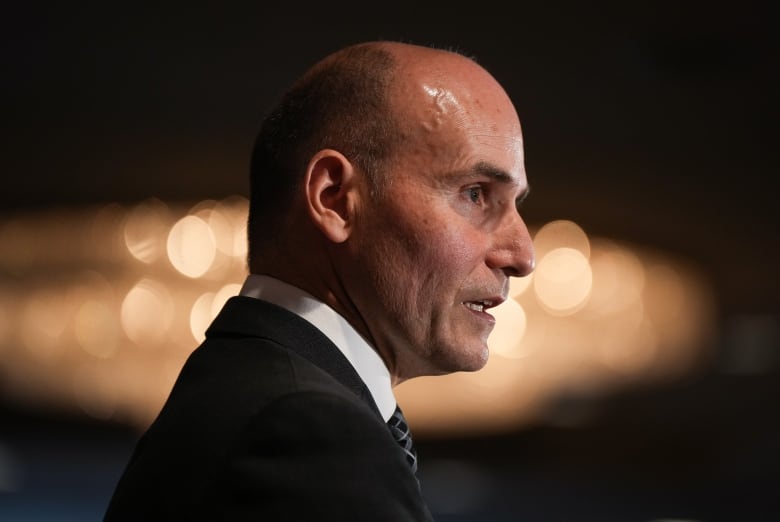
[336,45,535,384]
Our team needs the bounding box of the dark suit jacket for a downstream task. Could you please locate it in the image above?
[104,296,434,521]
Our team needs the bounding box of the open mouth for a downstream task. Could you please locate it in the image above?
[463,300,495,313]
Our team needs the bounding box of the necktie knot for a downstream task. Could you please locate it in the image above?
[387,405,418,475]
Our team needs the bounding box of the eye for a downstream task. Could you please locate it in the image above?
[467,186,483,204]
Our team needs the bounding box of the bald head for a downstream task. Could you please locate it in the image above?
[245,41,532,380]
[378,42,524,177]
[246,41,520,271]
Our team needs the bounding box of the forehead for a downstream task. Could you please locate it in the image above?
[380,48,527,187]
[395,79,526,185]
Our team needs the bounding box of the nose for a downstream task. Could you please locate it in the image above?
[486,211,535,278]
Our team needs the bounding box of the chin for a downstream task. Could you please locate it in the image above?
[466,347,491,371]
[435,345,490,374]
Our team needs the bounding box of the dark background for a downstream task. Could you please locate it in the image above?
[1,2,778,521]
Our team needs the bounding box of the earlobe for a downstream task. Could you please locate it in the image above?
[305,149,356,243]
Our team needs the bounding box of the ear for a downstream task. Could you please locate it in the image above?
[304,149,359,243]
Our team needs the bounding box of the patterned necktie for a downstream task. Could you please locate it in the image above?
[387,405,418,475]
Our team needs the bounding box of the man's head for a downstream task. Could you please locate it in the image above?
[247,43,402,263]
[248,41,535,384]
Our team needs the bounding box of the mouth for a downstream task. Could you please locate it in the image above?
[462,297,504,314]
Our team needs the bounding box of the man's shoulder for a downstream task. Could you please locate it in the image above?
[189,294,380,409]
[175,328,356,413]
[204,294,327,346]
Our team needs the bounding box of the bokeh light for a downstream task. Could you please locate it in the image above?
[123,198,171,264]
[488,298,528,359]
[534,247,592,315]
[166,215,217,278]
[0,198,716,436]
[533,219,590,258]
[120,278,174,346]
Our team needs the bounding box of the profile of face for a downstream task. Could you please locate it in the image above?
[346,53,535,382]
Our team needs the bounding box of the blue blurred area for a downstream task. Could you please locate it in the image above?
[0,408,135,522]
[2,368,778,521]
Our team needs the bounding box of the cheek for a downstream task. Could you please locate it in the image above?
[430,222,484,271]
[374,201,486,298]
[445,230,481,265]
[408,225,486,304]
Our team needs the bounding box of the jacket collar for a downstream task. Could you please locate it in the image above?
[206,295,382,418]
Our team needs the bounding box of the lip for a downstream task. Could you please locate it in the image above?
[461,295,506,323]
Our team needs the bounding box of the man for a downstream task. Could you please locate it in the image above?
[104,40,534,521]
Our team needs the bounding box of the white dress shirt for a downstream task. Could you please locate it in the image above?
[239,274,396,422]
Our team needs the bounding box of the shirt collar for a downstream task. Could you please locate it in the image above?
[239,274,396,421]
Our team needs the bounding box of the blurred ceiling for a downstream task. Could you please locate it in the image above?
[2,1,777,318]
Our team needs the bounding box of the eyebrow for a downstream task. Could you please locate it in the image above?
[471,161,531,202]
